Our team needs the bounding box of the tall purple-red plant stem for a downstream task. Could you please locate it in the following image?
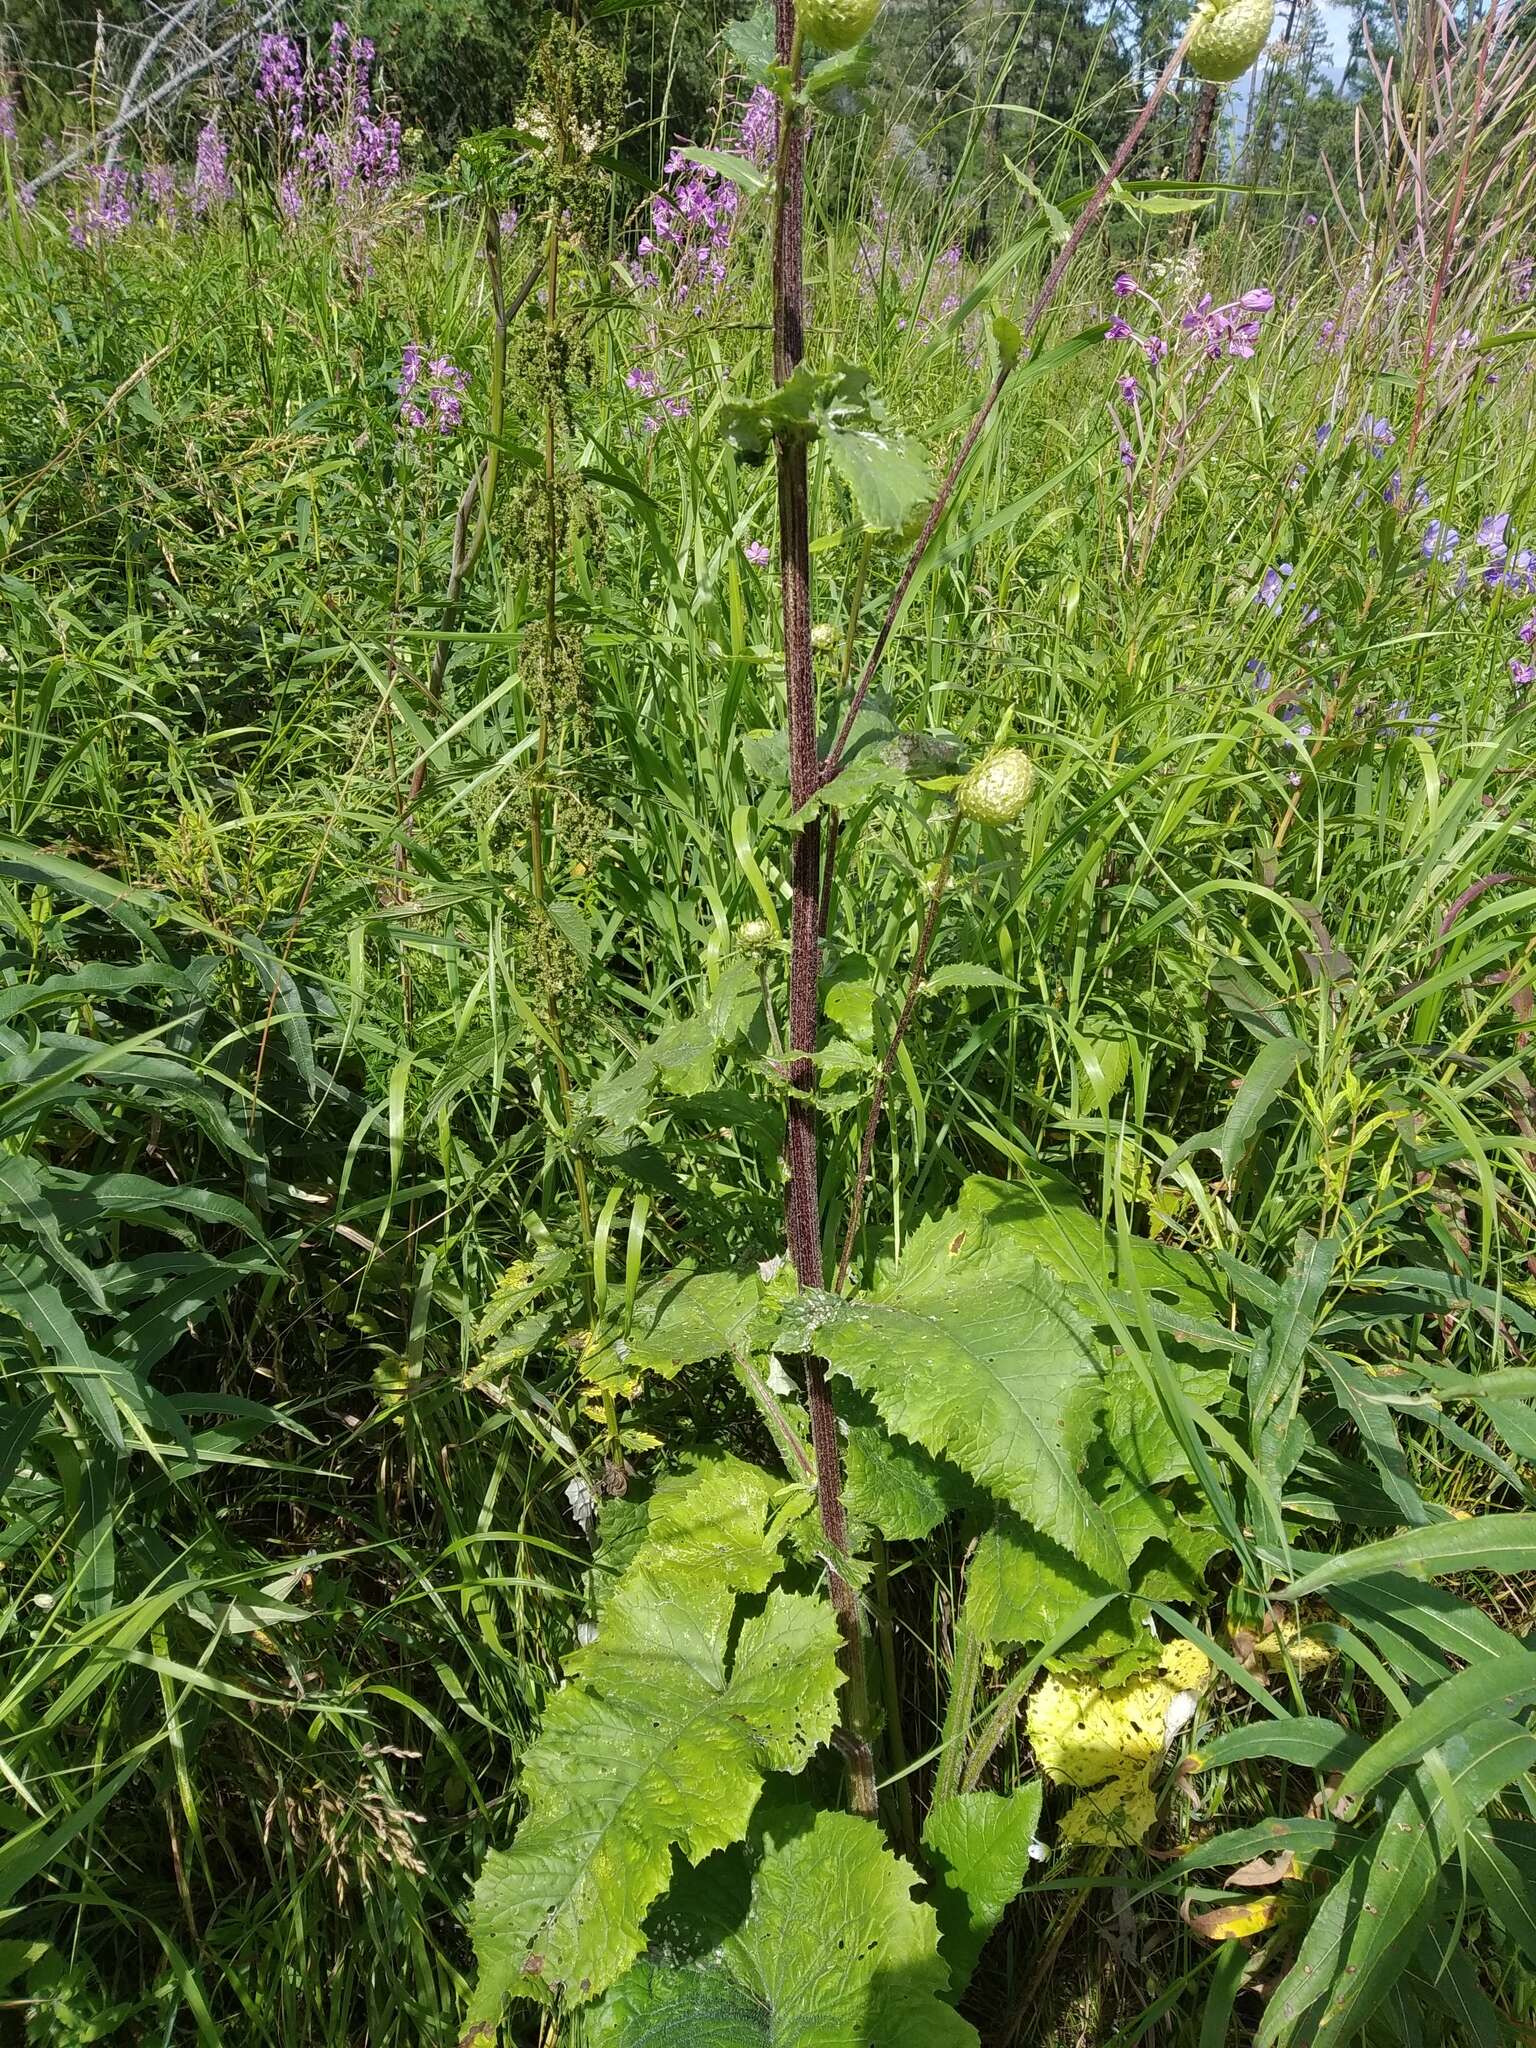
[772,0,878,1821]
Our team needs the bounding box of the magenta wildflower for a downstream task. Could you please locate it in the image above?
[193,120,231,213]
[1106,314,1133,342]
[744,541,771,568]
[67,164,134,248]
[739,85,778,170]
[1112,271,1137,297]
[1117,374,1140,403]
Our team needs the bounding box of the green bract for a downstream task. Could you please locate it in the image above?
[956,748,1036,827]
[800,0,883,53]
[1187,0,1275,82]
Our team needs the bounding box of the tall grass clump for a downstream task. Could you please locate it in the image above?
[3,0,1536,2043]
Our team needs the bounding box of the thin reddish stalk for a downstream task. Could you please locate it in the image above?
[772,0,877,1822]
[821,27,1193,787]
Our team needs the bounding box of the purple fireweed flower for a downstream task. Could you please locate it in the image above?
[1239,287,1274,312]
[278,168,303,221]
[626,366,659,398]
[1510,657,1535,689]
[744,541,771,567]
[67,163,134,247]
[1256,562,1294,610]
[398,342,467,434]
[740,84,778,169]
[193,120,231,212]
[141,163,177,221]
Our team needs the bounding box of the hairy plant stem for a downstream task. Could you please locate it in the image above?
[1183,80,1220,188]
[835,816,961,1292]
[822,27,1194,786]
[772,0,876,1822]
[933,1612,983,1807]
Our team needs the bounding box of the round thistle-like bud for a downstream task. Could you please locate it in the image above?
[810,621,838,652]
[800,0,883,52]
[1187,0,1275,82]
[956,748,1036,828]
[738,917,776,950]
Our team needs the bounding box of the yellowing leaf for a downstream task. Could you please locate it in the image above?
[1059,1773,1158,1847]
[1183,1892,1286,1942]
[1028,1642,1212,1790]
[1252,1620,1334,1675]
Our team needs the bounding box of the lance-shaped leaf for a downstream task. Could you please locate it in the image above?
[1257,1717,1536,2048]
[589,1809,979,2046]
[794,1208,1122,1581]
[466,1473,840,2026]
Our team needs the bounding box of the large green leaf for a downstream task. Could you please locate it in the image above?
[587,1269,777,1389]
[922,1785,1043,1993]
[721,364,933,535]
[795,1199,1121,1581]
[969,1483,1226,1651]
[589,1810,978,2046]
[466,1468,840,2023]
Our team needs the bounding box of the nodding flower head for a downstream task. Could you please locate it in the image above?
[957,748,1036,828]
[799,0,884,51]
[1187,0,1275,82]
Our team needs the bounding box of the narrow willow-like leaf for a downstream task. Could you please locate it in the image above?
[1258,1718,1536,2047]
[1279,1514,1536,1601]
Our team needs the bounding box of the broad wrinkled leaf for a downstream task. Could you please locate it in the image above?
[721,364,932,535]
[922,1785,1043,1991]
[587,1269,778,1388]
[969,1484,1226,1651]
[843,1399,974,1542]
[466,1467,840,2022]
[802,41,872,111]
[589,1810,978,2046]
[796,1198,1122,1580]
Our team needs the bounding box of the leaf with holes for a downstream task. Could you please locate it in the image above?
[465,1468,840,2023]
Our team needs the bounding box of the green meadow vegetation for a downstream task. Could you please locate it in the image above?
[3,0,1536,2041]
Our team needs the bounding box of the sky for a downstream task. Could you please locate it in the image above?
[1316,1,1359,77]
